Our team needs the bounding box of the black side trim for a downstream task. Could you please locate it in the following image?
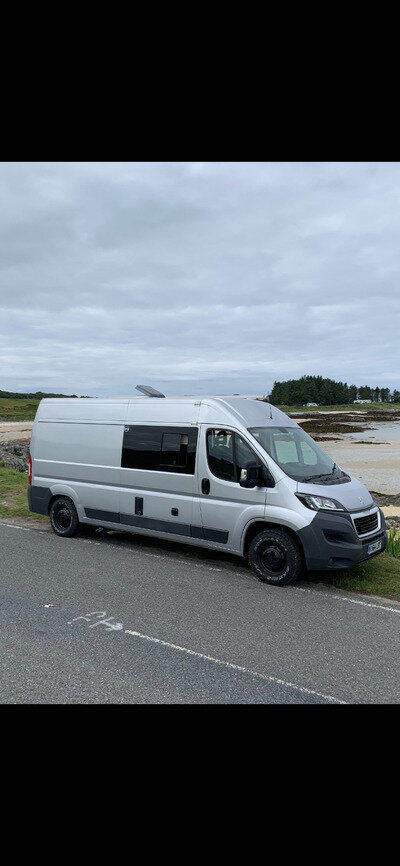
[120,512,192,537]
[85,508,120,523]
[28,486,52,516]
[203,527,229,543]
[83,507,228,544]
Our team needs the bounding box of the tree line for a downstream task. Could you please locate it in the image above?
[0,390,89,399]
[268,376,400,406]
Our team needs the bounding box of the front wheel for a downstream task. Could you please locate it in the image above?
[248,529,303,586]
[49,496,80,537]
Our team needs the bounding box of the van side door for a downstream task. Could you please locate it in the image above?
[119,424,200,540]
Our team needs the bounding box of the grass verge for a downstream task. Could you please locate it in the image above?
[0,398,40,422]
[311,553,400,599]
[1,463,399,599]
[0,462,47,521]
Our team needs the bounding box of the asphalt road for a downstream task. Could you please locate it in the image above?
[1,518,399,703]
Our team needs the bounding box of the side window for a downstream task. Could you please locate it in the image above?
[122,426,198,474]
[207,430,264,483]
[206,429,236,482]
[161,432,189,469]
[235,435,261,473]
[122,426,161,471]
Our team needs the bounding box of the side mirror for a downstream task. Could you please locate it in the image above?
[239,462,262,487]
[239,463,259,488]
[239,462,275,489]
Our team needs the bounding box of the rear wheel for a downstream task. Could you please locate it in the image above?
[49,496,80,537]
[248,528,303,586]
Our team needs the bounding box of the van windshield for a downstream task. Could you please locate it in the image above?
[248,426,345,483]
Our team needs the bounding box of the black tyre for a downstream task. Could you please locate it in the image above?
[248,528,303,586]
[49,496,80,537]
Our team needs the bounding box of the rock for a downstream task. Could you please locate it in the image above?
[385,517,400,532]
[0,440,30,472]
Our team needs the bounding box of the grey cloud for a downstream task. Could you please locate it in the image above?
[0,162,399,396]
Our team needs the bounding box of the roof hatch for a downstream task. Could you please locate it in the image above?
[135,385,166,398]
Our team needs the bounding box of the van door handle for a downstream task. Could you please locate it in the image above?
[201,478,210,495]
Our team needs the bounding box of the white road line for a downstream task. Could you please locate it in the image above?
[124,628,346,704]
[293,585,400,614]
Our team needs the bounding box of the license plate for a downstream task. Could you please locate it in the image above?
[367,540,382,555]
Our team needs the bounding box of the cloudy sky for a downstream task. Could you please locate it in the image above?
[1,161,399,397]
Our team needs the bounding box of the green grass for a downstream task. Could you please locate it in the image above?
[1,462,399,599]
[0,398,40,422]
[278,402,400,414]
[387,528,400,557]
[0,462,47,521]
[312,553,400,599]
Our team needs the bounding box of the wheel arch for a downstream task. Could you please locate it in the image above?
[47,488,80,515]
[242,520,306,566]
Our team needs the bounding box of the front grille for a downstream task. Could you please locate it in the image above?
[354,512,379,536]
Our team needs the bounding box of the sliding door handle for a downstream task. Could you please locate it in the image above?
[201,478,210,495]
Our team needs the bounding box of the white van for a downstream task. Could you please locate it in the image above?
[28,390,387,586]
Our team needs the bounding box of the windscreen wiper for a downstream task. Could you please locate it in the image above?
[302,465,338,483]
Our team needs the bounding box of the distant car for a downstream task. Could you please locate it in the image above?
[306,402,318,407]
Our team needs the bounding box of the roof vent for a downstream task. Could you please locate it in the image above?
[135,385,166,398]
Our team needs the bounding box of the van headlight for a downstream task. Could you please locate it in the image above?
[296,494,345,512]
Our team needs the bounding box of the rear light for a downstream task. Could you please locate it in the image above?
[28,453,32,486]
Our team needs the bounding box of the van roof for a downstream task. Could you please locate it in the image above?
[37,396,297,428]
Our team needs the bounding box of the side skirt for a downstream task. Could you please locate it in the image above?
[84,507,229,545]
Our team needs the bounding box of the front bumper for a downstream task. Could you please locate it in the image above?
[298,507,387,571]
